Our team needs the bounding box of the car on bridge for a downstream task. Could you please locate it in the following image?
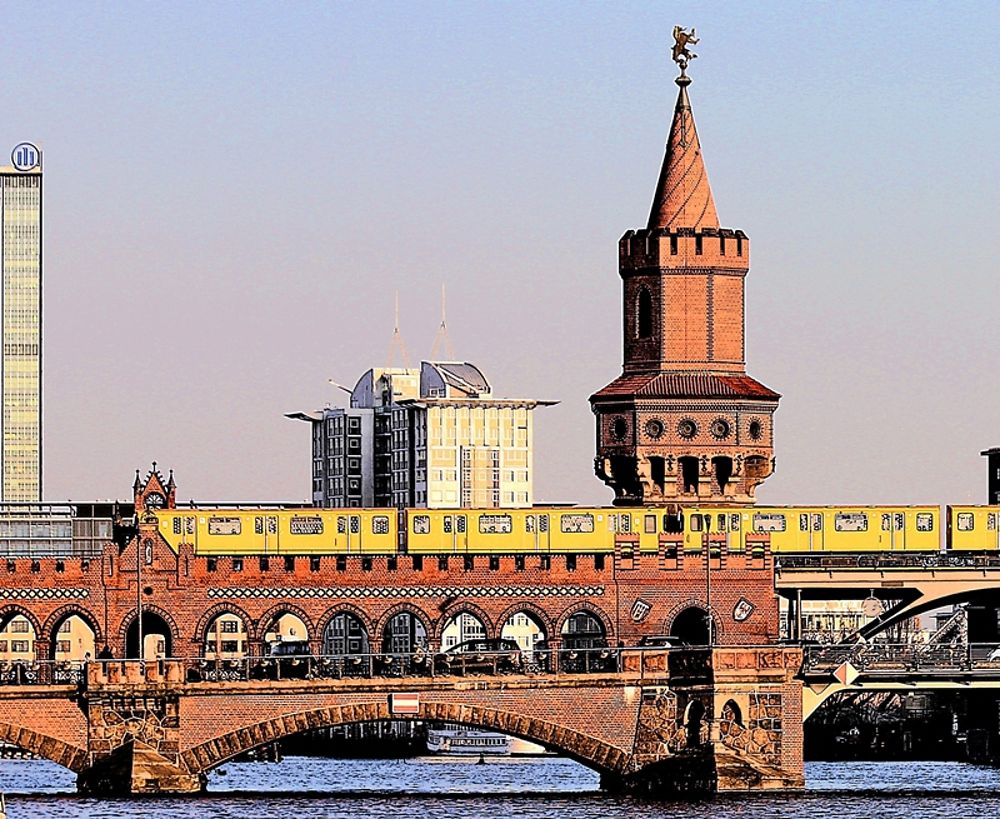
[254,639,315,680]
[434,639,523,676]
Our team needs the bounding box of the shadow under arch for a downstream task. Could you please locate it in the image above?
[181,701,628,780]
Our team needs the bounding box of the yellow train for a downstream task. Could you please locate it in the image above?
[153,505,1000,556]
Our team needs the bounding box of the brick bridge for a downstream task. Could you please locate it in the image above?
[0,648,803,795]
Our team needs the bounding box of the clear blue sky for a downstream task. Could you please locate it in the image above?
[2,2,998,504]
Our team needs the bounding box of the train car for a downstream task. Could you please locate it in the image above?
[753,506,941,552]
[678,508,750,554]
[948,506,1000,551]
[155,508,398,555]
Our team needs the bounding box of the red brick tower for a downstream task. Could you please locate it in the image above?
[591,57,779,506]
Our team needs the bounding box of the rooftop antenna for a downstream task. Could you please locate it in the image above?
[430,283,456,360]
[386,290,411,368]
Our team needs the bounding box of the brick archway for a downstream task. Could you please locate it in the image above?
[495,601,555,641]
[41,605,103,652]
[0,604,42,639]
[192,603,253,655]
[554,602,615,644]
[433,601,495,644]
[251,603,316,643]
[180,699,630,778]
[118,605,180,658]
[662,598,724,642]
[316,604,376,650]
[374,603,433,651]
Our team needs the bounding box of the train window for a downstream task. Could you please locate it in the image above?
[753,513,787,533]
[561,513,595,534]
[444,516,453,534]
[254,517,264,535]
[350,516,360,535]
[812,514,823,532]
[479,514,512,534]
[538,515,549,533]
[989,514,997,531]
[645,515,657,534]
[291,516,324,535]
[799,514,808,532]
[173,518,182,535]
[730,514,741,532]
[413,515,431,535]
[457,516,467,534]
[208,516,241,535]
[372,516,390,535]
[267,517,277,535]
[690,515,703,532]
[834,513,868,533]
[916,513,934,532]
[525,515,534,533]
[716,514,728,533]
[337,516,347,534]
[880,513,904,531]
[663,513,681,533]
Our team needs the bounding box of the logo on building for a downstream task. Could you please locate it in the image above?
[630,598,652,623]
[10,142,40,172]
[733,597,755,622]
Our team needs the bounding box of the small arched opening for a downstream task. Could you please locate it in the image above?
[125,611,173,659]
[382,611,428,654]
[501,609,549,670]
[440,611,487,651]
[262,612,309,646]
[324,612,370,656]
[684,699,706,748]
[712,456,733,493]
[51,614,96,662]
[679,456,700,494]
[0,614,36,664]
[561,611,606,650]
[671,606,710,646]
[204,612,249,660]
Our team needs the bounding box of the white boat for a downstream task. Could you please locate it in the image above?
[426,728,510,756]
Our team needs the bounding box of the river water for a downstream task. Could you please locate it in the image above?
[1,756,1000,818]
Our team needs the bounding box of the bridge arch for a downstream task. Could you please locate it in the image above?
[180,700,629,779]
[0,721,87,772]
[495,602,554,642]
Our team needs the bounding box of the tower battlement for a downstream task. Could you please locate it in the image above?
[619,228,749,273]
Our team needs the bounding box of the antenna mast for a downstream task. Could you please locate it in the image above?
[386,290,411,368]
[430,283,456,360]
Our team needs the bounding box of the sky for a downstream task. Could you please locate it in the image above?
[2,2,998,506]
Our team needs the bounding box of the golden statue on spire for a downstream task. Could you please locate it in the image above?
[671,26,699,73]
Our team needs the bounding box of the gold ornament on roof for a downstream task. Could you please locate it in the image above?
[671,26,699,74]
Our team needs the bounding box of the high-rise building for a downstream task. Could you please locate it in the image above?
[1,143,42,501]
[289,361,554,509]
[590,62,779,506]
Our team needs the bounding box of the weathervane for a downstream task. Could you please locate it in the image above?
[671,25,699,78]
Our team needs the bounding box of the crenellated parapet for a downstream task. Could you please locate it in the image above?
[619,227,750,275]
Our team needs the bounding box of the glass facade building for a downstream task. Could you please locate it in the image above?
[0,160,42,501]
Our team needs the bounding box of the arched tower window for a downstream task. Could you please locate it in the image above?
[636,288,652,339]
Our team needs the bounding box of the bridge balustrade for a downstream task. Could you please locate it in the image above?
[802,642,1000,676]
[778,552,1000,572]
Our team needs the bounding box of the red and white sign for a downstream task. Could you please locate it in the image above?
[390,692,420,715]
[833,662,859,686]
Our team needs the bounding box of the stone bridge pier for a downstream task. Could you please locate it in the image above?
[0,648,803,796]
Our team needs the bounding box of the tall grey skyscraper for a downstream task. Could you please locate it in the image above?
[0,143,42,501]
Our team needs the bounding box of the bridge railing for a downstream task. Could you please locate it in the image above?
[802,642,1000,676]
[777,552,1000,572]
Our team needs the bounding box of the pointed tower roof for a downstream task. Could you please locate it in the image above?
[647,73,720,231]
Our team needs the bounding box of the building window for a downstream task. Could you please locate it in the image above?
[636,287,652,339]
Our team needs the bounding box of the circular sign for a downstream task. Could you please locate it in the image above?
[10,142,40,172]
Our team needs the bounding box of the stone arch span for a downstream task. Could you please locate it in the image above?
[42,604,104,649]
[433,601,495,644]
[180,699,631,778]
[0,720,87,772]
